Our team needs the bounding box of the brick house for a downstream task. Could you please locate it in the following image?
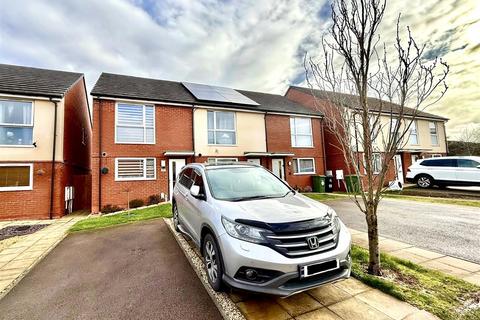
[286,86,448,190]
[90,73,325,213]
[0,64,91,220]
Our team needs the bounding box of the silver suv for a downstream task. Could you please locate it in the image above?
[172,162,351,297]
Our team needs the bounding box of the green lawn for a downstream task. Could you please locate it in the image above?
[69,204,172,233]
[383,193,480,208]
[303,193,347,202]
[351,245,480,320]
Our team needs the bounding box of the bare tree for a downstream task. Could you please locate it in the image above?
[458,125,480,155]
[304,0,449,275]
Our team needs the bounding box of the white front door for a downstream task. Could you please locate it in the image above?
[272,159,285,180]
[247,158,261,165]
[169,159,186,200]
[394,155,404,184]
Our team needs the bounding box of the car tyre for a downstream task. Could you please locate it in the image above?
[172,202,180,232]
[203,233,224,292]
[416,174,433,188]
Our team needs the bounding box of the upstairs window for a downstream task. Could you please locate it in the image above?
[290,117,313,147]
[115,158,156,181]
[429,122,438,145]
[0,100,33,146]
[208,111,236,145]
[116,103,155,144]
[409,121,418,145]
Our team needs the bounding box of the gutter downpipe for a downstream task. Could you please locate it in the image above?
[49,98,59,220]
[320,117,327,174]
[98,99,103,212]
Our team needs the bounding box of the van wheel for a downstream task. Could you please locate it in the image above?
[416,175,433,188]
[203,234,224,291]
[172,202,180,232]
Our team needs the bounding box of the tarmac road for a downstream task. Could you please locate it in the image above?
[328,198,480,264]
[0,219,222,320]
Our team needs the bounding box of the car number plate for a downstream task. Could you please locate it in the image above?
[300,259,339,278]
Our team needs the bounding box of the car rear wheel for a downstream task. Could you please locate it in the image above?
[416,175,433,188]
[203,233,223,291]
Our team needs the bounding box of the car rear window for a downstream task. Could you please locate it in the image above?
[457,159,480,168]
[420,159,456,167]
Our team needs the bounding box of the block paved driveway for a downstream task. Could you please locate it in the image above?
[0,219,221,320]
[328,198,480,263]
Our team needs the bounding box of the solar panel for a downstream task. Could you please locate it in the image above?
[182,82,259,106]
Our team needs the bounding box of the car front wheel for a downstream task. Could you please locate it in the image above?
[172,202,180,232]
[416,175,433,188]
[203,233,223,291]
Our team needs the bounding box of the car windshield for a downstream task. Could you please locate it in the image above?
[205,166,291,201]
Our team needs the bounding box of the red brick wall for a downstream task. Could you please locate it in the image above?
[91,99,193,212]
[63,77,91,211]
[265,114,325,190]
[0,162,66,220]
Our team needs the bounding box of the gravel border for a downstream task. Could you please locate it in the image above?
[163,218,245,320]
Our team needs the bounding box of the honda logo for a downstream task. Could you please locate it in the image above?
[307,236,319,250]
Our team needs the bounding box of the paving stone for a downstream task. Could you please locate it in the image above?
[276,293,322,317]
[462,273,480,286]
[3,258,36,270]
[308,283,352,306]
[328,297,391,320]
[402,310,440,320]
[420,260,471,277]
[0,253,19,263]
[351,233,369,247]
[434,256,480,273]
[333,278,371,295]
[0,268,23,280]
[228,291,253,303]
[295,307,342,320]
[237,299,291,320]
[0,279,13,292]
[402,247,444,260]
[15,250,45,260]
[356,289,419,320]
[390,249,431,264]
[379,239,412,253]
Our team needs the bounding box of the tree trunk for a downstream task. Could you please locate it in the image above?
[365,205,381,275]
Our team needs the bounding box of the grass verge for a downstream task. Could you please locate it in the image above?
[69,204,172,233]
[351,245,480,320]
[303,193,347,201]
[382,193,480,208]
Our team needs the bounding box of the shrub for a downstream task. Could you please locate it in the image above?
[101,204,123,214]
[147,194,161,205]
[303,185,313,193]
[129,199,145,209]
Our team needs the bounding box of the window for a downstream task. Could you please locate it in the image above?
[457,159,480,168]
[116,103,155,144]
[293,158,315,174]
[420,159,455,167]
[409,121,418,145]
[429,122,438,145]
[115,158,156,181]
[0,100,33,146]
[207,158,238,165]
[191,170,205,194]
[290,117,313,147]
[372,153,382,174]
[208,111,236,145]
[0,164,33,191]
[179,168,194,189]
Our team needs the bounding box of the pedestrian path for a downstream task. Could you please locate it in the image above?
[0,215,86,299]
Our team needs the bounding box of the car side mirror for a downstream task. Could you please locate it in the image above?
[190,185,205,200]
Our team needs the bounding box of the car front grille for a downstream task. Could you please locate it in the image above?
[264,220,338,258]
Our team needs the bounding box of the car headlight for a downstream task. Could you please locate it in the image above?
[221,217,267,244]
[326,207,341,234]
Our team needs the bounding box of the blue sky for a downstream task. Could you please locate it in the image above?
[0,0,478,138]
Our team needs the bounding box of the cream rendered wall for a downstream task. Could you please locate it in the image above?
[0,96,64,162]
[194,108,267,156]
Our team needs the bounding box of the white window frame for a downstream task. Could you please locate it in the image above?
[429,122,439,146]
[0,99,35,148]
[293,158,316,175]
[207,110,237,146]
[409,120,419,145]
[207,158,238,165]
[0,163,33,191]
[290,117,313,148]
[115,102,155,144]
[372,153,382,174]
[115,157,156,181]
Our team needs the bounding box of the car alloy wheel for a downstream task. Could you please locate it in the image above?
[205,240,218,283]
[173,203,180,231]
[417,176,432,188]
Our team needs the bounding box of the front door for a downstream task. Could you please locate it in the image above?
[272,158,285,180]
[169,158,186,200]
[394,155,404,184]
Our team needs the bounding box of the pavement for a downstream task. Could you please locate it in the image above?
[0,215,86,298]
[0,219,222,320]
[327,198,480,263]
[164,218,440,320]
